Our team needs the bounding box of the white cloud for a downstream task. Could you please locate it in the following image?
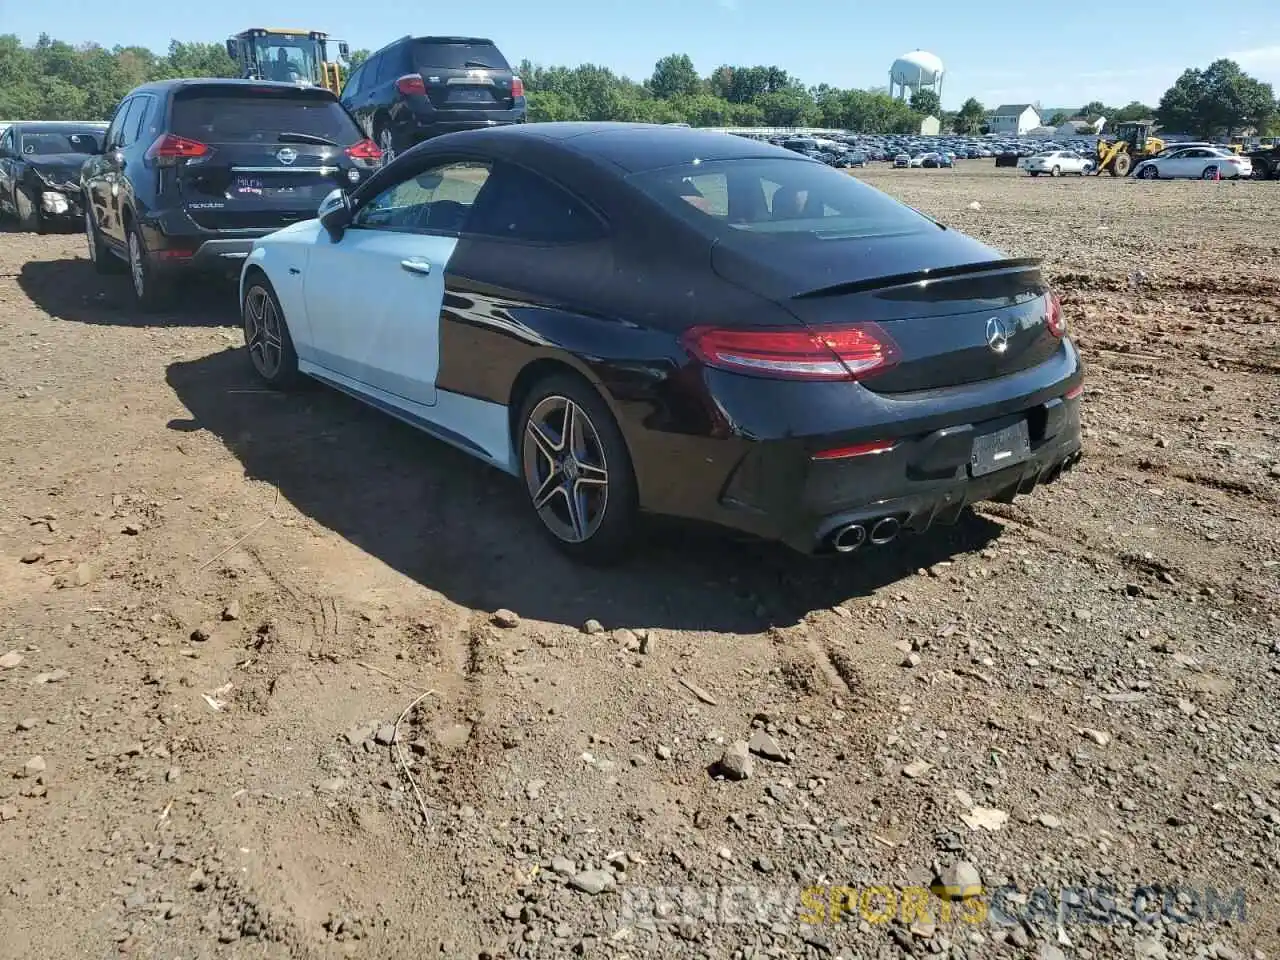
[1226,44,1280,68]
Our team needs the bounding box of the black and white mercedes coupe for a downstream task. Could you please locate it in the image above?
[239,122,1084,562]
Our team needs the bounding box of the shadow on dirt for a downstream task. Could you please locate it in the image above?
[166,348,1003,631]
[18,258,238,328]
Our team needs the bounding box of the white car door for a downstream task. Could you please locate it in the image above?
[1163,149,1202,178]
[301,159,492,409]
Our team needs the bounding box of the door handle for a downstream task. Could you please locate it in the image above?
[400,258,432,275]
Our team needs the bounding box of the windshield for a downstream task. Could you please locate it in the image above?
[20,131,102,156]
[171,90,362,145]
[629,157,937,241]
[249,35,320,83]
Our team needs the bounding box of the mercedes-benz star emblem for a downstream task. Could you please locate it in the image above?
[985,316,1013,354]
[276,147,298,166]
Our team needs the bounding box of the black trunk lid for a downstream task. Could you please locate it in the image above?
[410,38,516,111]
[711,230,1062,394]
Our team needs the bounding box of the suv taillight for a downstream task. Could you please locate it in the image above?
[345,139,382,161]
[681,324,900,381]
[1046,292,1066,338]
[511,76,525,98]
[145,134,209,165]
[396,74,427,96]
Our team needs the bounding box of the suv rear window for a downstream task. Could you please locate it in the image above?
[171,88,364,145]
[411,39,510,71]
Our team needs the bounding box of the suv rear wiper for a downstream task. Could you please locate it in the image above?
[462,59,494,68]
[277,132,337,146]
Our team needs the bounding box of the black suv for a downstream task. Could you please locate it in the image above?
[81,79,382,309]
[340,36,525,162]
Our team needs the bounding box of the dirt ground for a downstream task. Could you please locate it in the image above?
[1,165,1277,960]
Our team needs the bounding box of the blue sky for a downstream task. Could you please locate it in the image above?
[8,0,1280,110]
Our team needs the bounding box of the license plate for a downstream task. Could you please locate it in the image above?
[449,88,490,102]
[232,175,264,196]
[970,420,1031,477]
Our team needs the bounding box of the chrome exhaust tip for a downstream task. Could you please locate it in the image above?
[869,517,900,545]
[831,524,867,553]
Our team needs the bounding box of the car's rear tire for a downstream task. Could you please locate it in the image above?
[1250,161,1270,180]
[517,373,638,565]
[1140,165,1159,180]
[125,223,173,311]
[242,275,301,390]
[1050,165,1061,177]
[15,188,42,233]
[85,208,123,275]
[1201,166,1218,180]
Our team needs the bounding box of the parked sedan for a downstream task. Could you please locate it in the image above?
[1018,150,1093,177]
[1133,148,1252,180]
[239,123,1083,563]
[0,121,106,232]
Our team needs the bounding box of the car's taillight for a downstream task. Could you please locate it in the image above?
[812,440,897,461]
[511,76,525,98]
[681,324,900,381]
[145,134,209,164]
[1046,292,1066,338]
[396,74,427,96]
[345,138,382,161]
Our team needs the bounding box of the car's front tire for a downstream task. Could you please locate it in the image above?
[242,275,301,390]
[15,188,42,233]
[517,373,638,565]
[85,208,123,275]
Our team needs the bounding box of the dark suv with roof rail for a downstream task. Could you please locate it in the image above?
[81,78,382,309]
[340,35,525,163]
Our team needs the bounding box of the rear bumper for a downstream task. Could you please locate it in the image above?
[627,339,1085,555]
[399,101,526,138]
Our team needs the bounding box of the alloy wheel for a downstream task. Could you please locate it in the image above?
[128,231,144,298]
[243,286,283,379]
[522,395,610,544]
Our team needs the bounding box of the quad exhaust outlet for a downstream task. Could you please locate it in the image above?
[869,517,900,545]
[831,523,867,553]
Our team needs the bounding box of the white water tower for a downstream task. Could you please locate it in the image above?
[889,50,944,103]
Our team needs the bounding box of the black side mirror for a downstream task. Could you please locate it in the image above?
[318,187,352,240]
[338,42,350,60]
[226,39,239,60]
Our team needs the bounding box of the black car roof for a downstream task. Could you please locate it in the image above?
[126,78,339,98]
[456,122,805,173]
[11,121,108,131]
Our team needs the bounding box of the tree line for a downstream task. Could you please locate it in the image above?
[2,33,1276,138]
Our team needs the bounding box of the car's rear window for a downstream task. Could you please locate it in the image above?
[629,157,937,241]
[411,40,510,71]
[170,90,363,145]
[20,131,102,155]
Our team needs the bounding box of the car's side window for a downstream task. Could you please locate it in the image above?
[105,97,133,149]
[342,63,364,99]
[464,163,607,243]
[127,95,154,146]
[0,129,13,156]
[353,160,492,233]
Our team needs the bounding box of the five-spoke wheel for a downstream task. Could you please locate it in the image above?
[241,277,300,389]
[518,375,637,562]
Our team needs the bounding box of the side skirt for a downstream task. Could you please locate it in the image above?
[298,360,517,476]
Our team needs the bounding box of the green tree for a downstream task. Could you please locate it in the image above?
[1156,59,1276,135]
[1047,111,1067,126]
[955,97,985,134]
[347,48,370,70]
[1112,101,1153,122]
[909,88,940,117]
[1080,100,1109,119]
[648,53,701,100]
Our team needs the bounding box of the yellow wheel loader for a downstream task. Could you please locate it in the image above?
[226,29,350,95]
[1093,121,1166,177]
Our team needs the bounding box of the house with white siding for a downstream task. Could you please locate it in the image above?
[988,104,1041,136]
